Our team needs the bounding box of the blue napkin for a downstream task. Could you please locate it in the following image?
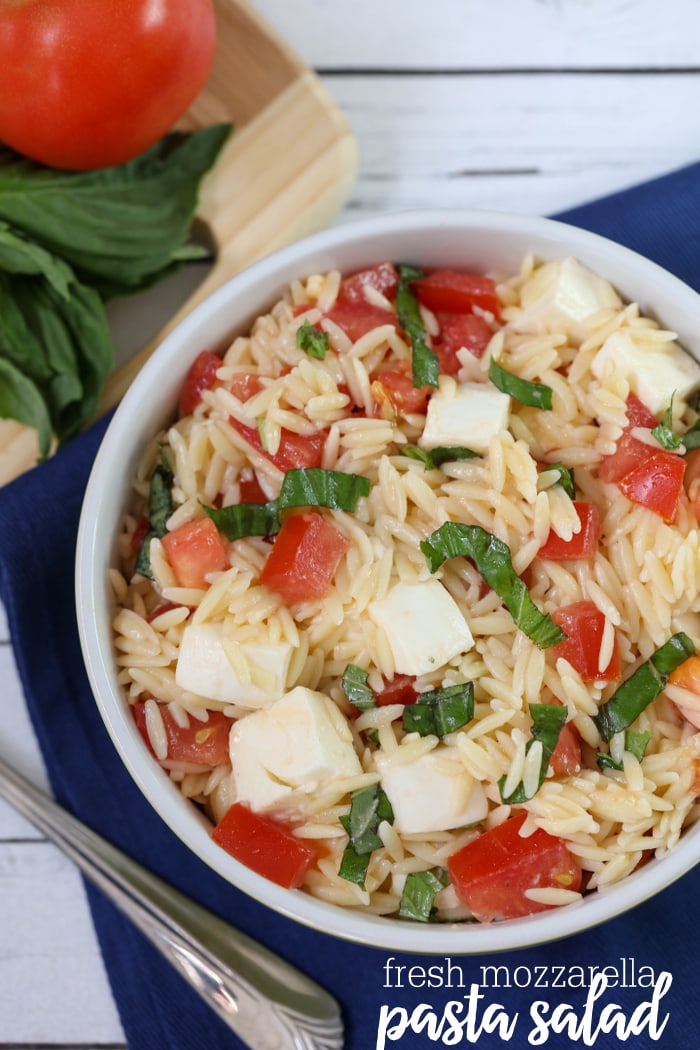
[3,166,700,1050]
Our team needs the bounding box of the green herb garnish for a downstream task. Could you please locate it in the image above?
[402,682,474,738]
[134,459,174,578]
[296,319,329,359]
[540,462,575,499]
[401,445,479,470]
[597,729,652,771]
[399,867,450,922]
[338,784,394,889]
[594,632,696,742]
[342,663,376,713]
[652,398,683,451]
[396,263,439,389]
[421,522,566,649]
[488,356,553,410]
[499,703,567,803]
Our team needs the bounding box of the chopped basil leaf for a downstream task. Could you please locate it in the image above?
[652,399,682,451]
[201,468,370,541]
[278,467,370,513]
[597,752,622,772]
[399,867,450,922]
[541,462,575,499]
[499,703,567,803]
[401,445,479,470]
[594,632,696,742]
[597,729,653,772]
[403,682,474,738]
[296,319,329,359]
[488,356,553,410]
[421,522,566,649]
[134,461,174,578]
[202,500,280,540]
[342,663,376,712]
[682,419,700,452]
[396,263,439,389]
[338,784,394,889]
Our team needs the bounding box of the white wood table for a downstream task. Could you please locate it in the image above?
[2,1,700,1044]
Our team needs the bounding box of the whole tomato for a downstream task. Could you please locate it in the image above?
[0,0,217,170]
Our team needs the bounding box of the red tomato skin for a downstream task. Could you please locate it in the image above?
[599,394,658,483]
[448,812,582,922]
[238,472,268,504]
[375,674,419,707]
[161,517,228,589]
[230,373,265,402]
[212,803,318,889]
[537,502,600,560]
[179,350,221,416]
[337,261,399,303]
[551,601,621,683]
[325,300,398,342]
[549,722,583,777]
[133,701,232,766]
[618,450,686,522]
[260,512,349,605]
[413,270,501,318]
[0,0,216,170]
[371,369,432,417]
[625,393,659,429]
[231,419,326,471]
[435,313,493,374]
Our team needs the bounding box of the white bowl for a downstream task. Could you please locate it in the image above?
[76,209,700,953]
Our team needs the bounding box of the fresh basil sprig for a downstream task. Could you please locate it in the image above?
[399,867,450,922]
[296,319,329,360]
[202,467,370,541]
[396,263,439,389]
[338,784,394,889]
[488,356,553,410]
[499,703,567,803]
[400,445,479,471]
[402,682,474,738]
[421,522,566,649]
[652,398,683,451]
[594,632,696,742]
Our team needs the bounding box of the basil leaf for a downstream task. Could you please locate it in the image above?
[499,703,567,803]
[342,664,376,712]
[399,867,450,922]
[421,522,566,649]
[597,729,653,772]
[682,420,700,452]
[202,500,280,541]
[296,320,329,359]
[279,467,370,512]
[396,263,439,389]
[338,785,394,889]
[401,445,479,471]
[594,632,696,742]
[0,357,52,460]
[652,399,682,452]
[337,815,371,887]
[540,462,575,499]
[0,126,231,296]
[134,462,174,578]
[403,682,474,738]
[488,356,553,410]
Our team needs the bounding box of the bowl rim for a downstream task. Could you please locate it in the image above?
[76,207,700,954]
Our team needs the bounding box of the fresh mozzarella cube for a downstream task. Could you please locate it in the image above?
[368,579,473,676]
[591,330,700,415]
[175,622,292,708]
[419,382,510,453]
[229,686,362,811]
[517,257,621,340]
[376,747,487,833]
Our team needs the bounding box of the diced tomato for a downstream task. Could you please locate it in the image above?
[684,449,700,523]
[230,372,264,402]
[260,511,350,605]
[413,269,501,319]
[238,471,267,504]
[212,802,318,889]
[325,299,398,342]
[549,721,583,777]
[146,601,181,623]
[669,655,700,730]
[231,419,326,471]
[447,811,582,922]
[617,450,686,523]
[599,393,658,483]
[375,674,419,707]
[625,393,659,429]
[550,601,621,683]
[371,368,432,417]
[537,502,600,560]
[161,517,229,589]
[179,350,221,416]
[337,261,399,304]
[133,701,232,766]
[434,312,493,374]
[130,516,149,554]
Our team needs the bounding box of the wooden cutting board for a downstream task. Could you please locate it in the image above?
[0,0,357,487]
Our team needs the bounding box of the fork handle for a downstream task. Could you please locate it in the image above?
[0,754,343,1050]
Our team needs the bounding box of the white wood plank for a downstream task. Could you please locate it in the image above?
[0,842,124,1045]
[254,0,700,70]
[324,72,700,217]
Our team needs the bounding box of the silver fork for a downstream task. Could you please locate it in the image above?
[0,753,344,1050]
